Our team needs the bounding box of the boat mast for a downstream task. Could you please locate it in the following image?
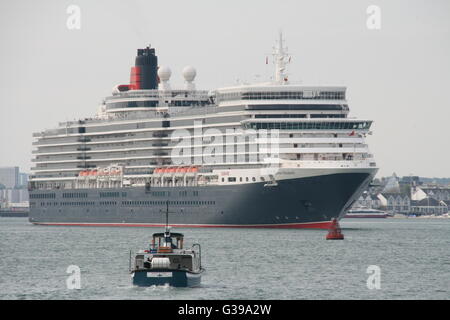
[165,200,169,232]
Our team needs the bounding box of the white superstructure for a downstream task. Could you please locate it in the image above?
[30,33,377,191]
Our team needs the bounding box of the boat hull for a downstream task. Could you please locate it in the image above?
[132,269,202,287]
[344,214,388,218]
[29,171,375,229]
[0,210,29,218]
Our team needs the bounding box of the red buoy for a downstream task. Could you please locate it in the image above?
[326,218,344,240]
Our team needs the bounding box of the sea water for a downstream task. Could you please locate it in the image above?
[0,218,449,300]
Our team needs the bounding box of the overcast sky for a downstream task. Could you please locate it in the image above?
[0,0,449,178]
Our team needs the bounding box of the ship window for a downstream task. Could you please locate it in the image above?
[252,177,256,182]
[228,177,236,182]
[244,121,371,130]
[246,177,249,182]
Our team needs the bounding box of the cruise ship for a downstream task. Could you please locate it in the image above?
[29,34,378,228]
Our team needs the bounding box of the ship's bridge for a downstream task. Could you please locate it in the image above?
[214,84,347,105]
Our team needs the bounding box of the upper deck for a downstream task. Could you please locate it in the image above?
[104,89,212,110]
[215,84,346,103]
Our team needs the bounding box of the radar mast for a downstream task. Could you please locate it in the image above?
[273,31,290,84]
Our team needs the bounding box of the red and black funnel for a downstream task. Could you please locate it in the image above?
[130,46,158,90]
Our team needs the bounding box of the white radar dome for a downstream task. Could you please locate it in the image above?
[158,66,172,81]
[182,66,197,82]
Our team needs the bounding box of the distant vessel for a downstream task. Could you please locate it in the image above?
[345,208,388,218]
[29,33,378,228]
[130,202,204,287]
[0,208,29,218]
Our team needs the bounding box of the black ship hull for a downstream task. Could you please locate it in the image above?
[29,172,373,229]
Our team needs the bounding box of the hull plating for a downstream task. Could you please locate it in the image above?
[29,172,373,229]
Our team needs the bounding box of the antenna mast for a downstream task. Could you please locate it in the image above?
[273,31,290,84]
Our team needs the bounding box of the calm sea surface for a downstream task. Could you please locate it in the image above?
[0,217,449,300]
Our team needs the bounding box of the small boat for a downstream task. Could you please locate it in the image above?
[0,208,29,218]
[344,207,389,218]
[130,201,204,287]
